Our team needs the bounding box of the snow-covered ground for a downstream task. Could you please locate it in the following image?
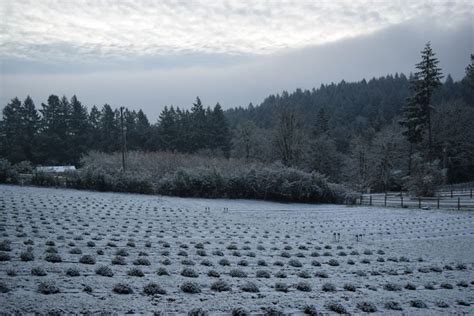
[0,184,473,314]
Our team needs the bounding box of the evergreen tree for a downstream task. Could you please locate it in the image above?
[69,95,90,164]
[466,54,474,87]
[313,108,329,136]
[189,97,206,152]
[157,106,178,151]
[210,103,231,156]
[413,42,443,151]
[135,109,151,150]
[21,96,40,162]
[1,98,25,162]
[99,104,120,152]
[39,95,71,164]
[88,105,102,150]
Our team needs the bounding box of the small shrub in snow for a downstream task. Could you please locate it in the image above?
[113,283,133,294]
[315,271,328,278]
[296,281,312,292]
[343,283,356,291]
[384,301,402,310]
[237,260,248,266]
[38,281,60,294]
[357,301,377,313]
[384,283,402,291]
[322,282,336,292]
[274,271,287,278]
[440,282,453,289]
[273,261,284,266]
[297,270,311,278]
[96,265,114,277]
[211,280,231,292]
[218,258,230,266]
[133,257,151,266]
[181,281,201,294]
[44,253,62,263]
[409,300,427,308]
[230,269,247,278]
[456,280,468,287]
[435,301,449,308]
[207,270,220,277]
[79,255,96,264]
[328,259,339,266]
[275,282,289,292]
[143,282,166,295]
[231,307,249,316]
[112,256,126,265]
[31,266,47,276]
[325,302,347,314]
[404,283,416,290]
[0,252,11,261]
[188,308,208,316]
[181,268,198,278]
[256,270,271,278]
[240,282,259,293]
[69,248,82,254]
[128,267,144,277]
[156,267,170,276]
[288,259,302,267]
[302,304,319,315]
[115,249,128,256]
[0,282,9,293]
[66,267,80,277]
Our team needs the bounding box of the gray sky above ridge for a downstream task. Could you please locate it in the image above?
[0,0,473,120]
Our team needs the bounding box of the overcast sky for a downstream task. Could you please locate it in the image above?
[0,0,473,120]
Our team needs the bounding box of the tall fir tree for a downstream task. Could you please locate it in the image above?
[210,103,231,156]
[1,98,25,162]
[69,95,90,164]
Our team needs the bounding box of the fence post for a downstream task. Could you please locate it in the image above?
[360,195,363,205]
[384,195,387,206]
[401,195,404,208]
[437,198,440,209]
[451,190,453,198]
[458,197,460,210]
[470,188,472,199]
[418,197,421,209]
[369,195,372,206]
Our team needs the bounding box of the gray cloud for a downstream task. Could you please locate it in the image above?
[1,17,471,120]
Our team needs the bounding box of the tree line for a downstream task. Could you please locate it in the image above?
[0,96,231,165]
[1,43,473,193]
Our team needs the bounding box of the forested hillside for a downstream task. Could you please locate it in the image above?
[1,49,473,194]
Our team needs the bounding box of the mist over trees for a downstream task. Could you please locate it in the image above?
[1,45,473,193]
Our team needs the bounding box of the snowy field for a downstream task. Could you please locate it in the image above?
[1,184,473,315]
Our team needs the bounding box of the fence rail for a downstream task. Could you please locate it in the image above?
[358,189,474,210]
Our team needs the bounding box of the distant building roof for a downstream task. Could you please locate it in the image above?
[36,166,76,173]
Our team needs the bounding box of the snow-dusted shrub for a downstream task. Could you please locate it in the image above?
[180,281,201,294]
[181,268,198,278]
[274,282,289,292]
[79,255,96,264]
[113,283,133,294]
[31,266,47,276]
[66,267,81,277]
[230,269,247,278]
[409,300,427,308]
[296,281,312,292]
[384,301,402,310]
[128,267,144,277]
[133,257,150,266]
[240,282,259,293]
[210,280,231,292]
[322,282,336,292]
[0,252,11,261]
[38,281,60,294]
[207,270,220,277]
[231,307,249,316]
[325,301,347,314]
[357,301,377,313]
[256,270,271,278]
[143,282,166,295]
[96,265,114,277]
[156,267,170,276]
[44,253,62,263]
